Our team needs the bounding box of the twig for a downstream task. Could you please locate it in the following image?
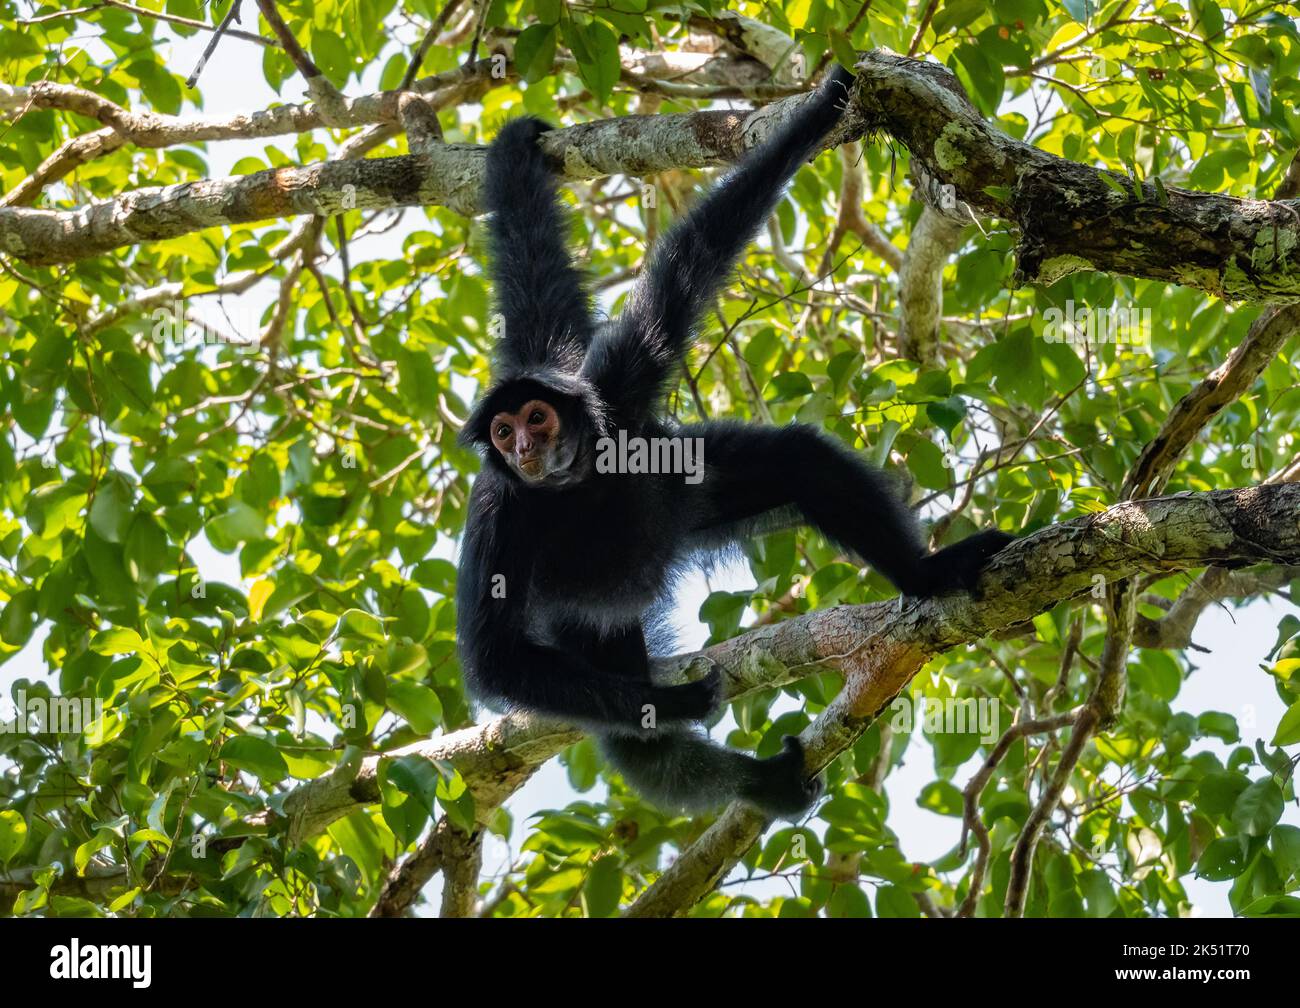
[187,1,246,88]
[957,709,1080,917]
[401,0,467,90]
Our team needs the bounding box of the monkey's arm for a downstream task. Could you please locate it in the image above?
[583,65,857,417]
[455,502,717,726]
[484,117,593,370]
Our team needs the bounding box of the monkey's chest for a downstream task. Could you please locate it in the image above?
[528,493,683,622]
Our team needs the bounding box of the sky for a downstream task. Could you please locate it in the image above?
[1,14,1295,918]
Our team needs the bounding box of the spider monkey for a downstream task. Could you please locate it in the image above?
[456,65,1015,819]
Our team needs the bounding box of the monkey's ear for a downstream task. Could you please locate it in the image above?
[459,399,496,449]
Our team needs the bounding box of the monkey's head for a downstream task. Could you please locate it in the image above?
[463,373,603,488]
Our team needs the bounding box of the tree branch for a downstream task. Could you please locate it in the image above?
[0,80,860,263]
[897,206,963,365]
[369,818,482,917]
[1133,564,1299,649]
[7,51,1300,301]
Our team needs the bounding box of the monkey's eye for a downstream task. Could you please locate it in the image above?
[528,410,545,425]
[496,424,512,440]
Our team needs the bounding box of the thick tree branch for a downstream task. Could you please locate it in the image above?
[6,52,1300,301]
[850,52,1300,301]
[15,0,274,45]
[0,81,862,263]
[624,483,1300,917]
[685,11,800,79]
[847,52,1300,299]
[0,44,791,209]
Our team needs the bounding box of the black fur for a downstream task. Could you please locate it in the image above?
[456,66,1015,820]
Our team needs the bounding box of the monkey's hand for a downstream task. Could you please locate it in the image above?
[820,63,858,115]
[912,528,1017,600]
[795,64,859,139]
[489,116,555,161]
[652,667,723,724]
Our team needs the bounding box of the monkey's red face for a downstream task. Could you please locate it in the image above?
[489,399,563,482]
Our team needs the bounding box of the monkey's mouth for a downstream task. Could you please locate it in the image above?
[519,457,544,477]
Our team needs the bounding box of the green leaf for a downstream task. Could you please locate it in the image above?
[926,396,967,436]
[381,794,428,845]
[387,682,443,734]
[828,883,873,918]
[515,24,557,83]
[311,31,354,89]
[220,736,288,783]
[206,501,266,547]
[582,856,622,918]
[124,514,169,580]
[768,371,814,401]
[1270,825,1300,882]
[386,755,440,813]
[89,627,145,655]
[1232,780,1284,837]
[990,328,1045,409]
[828,30,860,71]
[339,608,386,641]
[88,474,133,543]
[1196,837,1250,881]
[0,809,28,864]
[875,885,922,918]
[1197,710,1239,743]
[1190,0,1225,39]
[102,349,153,410]
[1272,699,1300,746]
[951,43,1003,115]
[907,438,951,491]
[917,780,964,816]
[0,590,37,647]
[1197,771,1250,816]
[1079,869,1118,918]
[561,19,619,103]
[1239,895,1300,918]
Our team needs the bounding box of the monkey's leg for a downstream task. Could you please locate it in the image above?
[688,421,930,593]
[597,729,821,820]
[554,621,653,682]
[688,421,1013,597]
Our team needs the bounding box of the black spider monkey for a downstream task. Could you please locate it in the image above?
[456,65,1015,819]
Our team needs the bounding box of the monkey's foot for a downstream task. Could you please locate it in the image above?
[741,736,824,820]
